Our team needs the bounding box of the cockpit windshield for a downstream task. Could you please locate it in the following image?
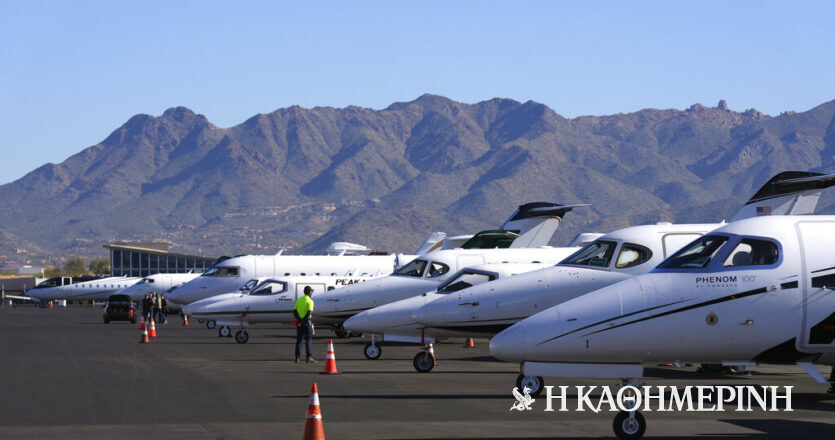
[238,279,259,293]
[393,259,428,277]
[437,271,496,293]
[658,235,729,269]
[249,280,287,295]
[35,278,61,288]
[136,278,154,285]
[202,266,239,277]
[560,240,618,268]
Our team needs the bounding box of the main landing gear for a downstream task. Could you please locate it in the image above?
[333,324,349,339]
[612,378,646,440]
[235,330,249,344]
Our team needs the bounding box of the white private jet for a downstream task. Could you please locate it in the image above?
[26,276,142,302]
[166,253,407,307]
[413,171,835,384]
[119,273,201,304]
[343,262,553,367]
[182,274,382,342]
[14,275,102,304]
[490,214,835,439]
[315,202,598,352]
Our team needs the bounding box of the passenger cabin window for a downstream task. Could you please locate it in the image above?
[203,267,239,277]
[659,235,728,269]
[438,272,496,293]
[393,259,428,277]
[562,240,617,268]
[426,262,450,278]
[615,243,653,269]
[723,239,779,267]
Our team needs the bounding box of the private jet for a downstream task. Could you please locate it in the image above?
[490,214,835,440]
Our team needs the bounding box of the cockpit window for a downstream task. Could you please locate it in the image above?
[137,278,153,285]
[438,271,496,293]
[426,262,450,278]
[249,281,287,295]
[659,235,728,269]
[615,243,653,269]
[202,266,239,277]
[393,259,427,277]
[238,279,259,292]
[723,239,779,267]
[561,240,617,268]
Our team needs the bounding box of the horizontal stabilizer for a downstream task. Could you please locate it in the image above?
[501,202,590,248]
[730,171,835,222]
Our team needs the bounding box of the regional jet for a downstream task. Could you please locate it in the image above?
[26,276,142,302]
[490,214,835,439]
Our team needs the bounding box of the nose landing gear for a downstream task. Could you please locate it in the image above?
[515,373,544,398]
[612,378,646,440]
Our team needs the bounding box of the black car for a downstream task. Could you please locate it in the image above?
[103,294,136,324]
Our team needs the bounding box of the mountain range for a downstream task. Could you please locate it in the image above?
[1,95,835,263]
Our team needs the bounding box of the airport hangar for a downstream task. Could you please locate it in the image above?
[103,242,217,277]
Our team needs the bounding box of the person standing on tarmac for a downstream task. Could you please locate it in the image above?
[156,293,167,324]
[142,292,154,323]
[293,286,316,363]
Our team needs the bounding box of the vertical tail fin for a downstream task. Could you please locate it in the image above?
[501,202,590,248]
[730,172,835,221]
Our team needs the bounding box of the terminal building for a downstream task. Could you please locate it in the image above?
[104,242,217,277]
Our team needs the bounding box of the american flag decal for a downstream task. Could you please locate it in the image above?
[756,205,772,216]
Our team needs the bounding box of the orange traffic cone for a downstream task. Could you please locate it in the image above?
[139,327,150,343]
[182,315,189,326]
[49,301,53,308]
[303,382,325,440]
[149,318,157,338]
[428,344,436,365]
[139,315,146,330]
[321,339,339,374]
[463,337,475,348]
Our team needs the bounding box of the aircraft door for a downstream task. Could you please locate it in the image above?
[62,277,71,286]
[161,276,172,290]
[797,221,835,350]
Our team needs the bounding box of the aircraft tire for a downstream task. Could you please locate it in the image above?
[363,343,382,360]
[515,374,544,398]
[413,352,434,373]
[206,320,216,329]
[613,410,645,440]
[235,330,249,344]
[333,325,349,338]
[218,325,231,338]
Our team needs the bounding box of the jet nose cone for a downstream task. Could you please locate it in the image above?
[489,321,528,362]
[343,311,372,333]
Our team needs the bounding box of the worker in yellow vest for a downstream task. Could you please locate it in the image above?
[293,286,316,363]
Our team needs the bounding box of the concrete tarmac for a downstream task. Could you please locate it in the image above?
[0,307,833,439]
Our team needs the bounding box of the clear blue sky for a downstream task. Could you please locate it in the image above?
[1,0,833,184]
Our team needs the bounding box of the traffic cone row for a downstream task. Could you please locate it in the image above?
[149,318,157,338]
[320,339,339,374]
[139,315,145,330]
[463,337,475,348]
[303,382,325,440]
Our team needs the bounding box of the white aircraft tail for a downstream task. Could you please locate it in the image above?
[730,171,835,222]
[414,232,447,255]
[326,242,372,256]
[501,202,590,248]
